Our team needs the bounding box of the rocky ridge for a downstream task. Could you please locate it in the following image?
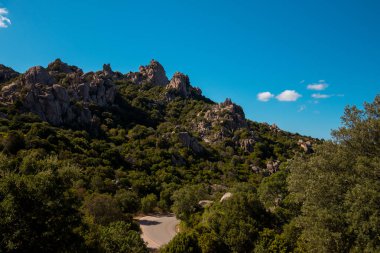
[193,98,249,143]
[0,59,314,158]
[0,59,209,127]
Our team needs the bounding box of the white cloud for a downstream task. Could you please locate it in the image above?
[0,8,11,28]
[312,93,331,99]
[307,80,328,90]
[276,90,302,102]
[257,91,274,102]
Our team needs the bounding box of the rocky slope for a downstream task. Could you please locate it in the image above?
[0,59,315,173]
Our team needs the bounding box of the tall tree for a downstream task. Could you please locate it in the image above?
[287,95,380,252]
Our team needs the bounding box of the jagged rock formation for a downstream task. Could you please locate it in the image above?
[166,72,203,99]
[193,98,247,142]
[0,60,116,126]
[126,59,169,86]
[0,64,19,84]
[0,59,313,170]
[47,58,77,74]
[22,66,55,87]
[0,59,177,127]
[167,72,191,97]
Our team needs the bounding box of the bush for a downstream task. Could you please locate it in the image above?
[140,193,157,213]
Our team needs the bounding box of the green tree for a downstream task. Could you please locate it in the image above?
[140,193,157,213]
[115,189,141,214]
[171,185,208,224]
[2,130,25,154]
[287,95,380,252]
[202,184,270,253]
[160,232,201,253]
[0,171,84,252]
[82,193,125,226]
[99,221,148,253]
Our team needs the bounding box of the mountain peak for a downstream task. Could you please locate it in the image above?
[137,59,169,86]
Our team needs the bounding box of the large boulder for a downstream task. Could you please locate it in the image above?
[125,60,169,86]
[167,72,191,97]
[22,66,55,87]
[298,139,313,153]
[220,192,233,202]
[0,60,117,127]
[136,59,169,86]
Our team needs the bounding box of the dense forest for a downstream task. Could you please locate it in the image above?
[0,59,378,252]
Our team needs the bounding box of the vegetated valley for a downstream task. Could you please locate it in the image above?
[0,59,378,253]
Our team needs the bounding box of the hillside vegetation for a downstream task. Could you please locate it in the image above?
[0,59,378,252]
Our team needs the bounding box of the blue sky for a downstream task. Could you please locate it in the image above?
[1,0,379,139]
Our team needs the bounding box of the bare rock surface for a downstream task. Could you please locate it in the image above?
[178,132,204,153]
[167,72,191,97]
[0,61,116,127]
[298,139,313,153]
[193,98,248,142]
[125,59,169,86]
[22,66,55,88]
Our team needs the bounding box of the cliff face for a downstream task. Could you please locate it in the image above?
[126,59,169,86]
[0,60,117,127]
[0,59,206,127]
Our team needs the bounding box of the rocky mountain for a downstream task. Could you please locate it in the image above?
[0,59,322,252]
[0,59,316,173]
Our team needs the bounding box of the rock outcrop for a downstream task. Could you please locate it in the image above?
[266,160,280,174]
[166,72,203,99]
[298,139,313,153]
[167,72,191,97]
[0,65,19,84]
[0,61,116,127]
[193,98,247,142]
[47,59,77,74]
[239,138,256,152]
[126,59,169,86]
[220,192,233,202]
[22,66,55,87]
[177,132,204,153]
[102,64,113,77]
